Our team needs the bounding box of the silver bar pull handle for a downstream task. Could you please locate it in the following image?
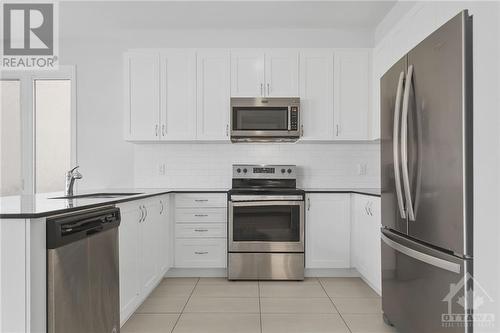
[260,83,263,96]
[195,251,208,255]
[393,71,406,219]
[381,233,460,274]
[267,83,270,96]
[401,65,415,221]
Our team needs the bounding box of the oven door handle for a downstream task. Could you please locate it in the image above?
[230,200,304,207]
[230,195,304,202]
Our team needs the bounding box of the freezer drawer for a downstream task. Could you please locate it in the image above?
[381,229,472,333]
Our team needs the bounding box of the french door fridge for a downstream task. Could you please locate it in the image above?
[380,10,474,333]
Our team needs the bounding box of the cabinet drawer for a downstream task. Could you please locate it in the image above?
[175,223,226,238]
[175,193,227,208]
[176,208,227,223]
[175,239,226,268]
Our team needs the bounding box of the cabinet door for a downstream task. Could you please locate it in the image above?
[265,49,299,97]
[299,50,334,140]
[140,200,161,294]
[352,195,381,292]
[305,194,350,268]
[196,49,231,140]
[334,50,371,140]
[160,50,196,140]
[124,52,160,141]
[117,202,141,324]
[230,50,265,97]
[158,195,170,275]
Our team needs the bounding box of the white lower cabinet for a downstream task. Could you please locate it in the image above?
[305,193,351,269]
[117,195,170,326]
[118,202,142,324]
[174,193,227,268]
[351,194,381,292]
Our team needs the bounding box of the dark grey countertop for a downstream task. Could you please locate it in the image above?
[303,188,381,197]
[0,187,380,219]
[0,188,228,219]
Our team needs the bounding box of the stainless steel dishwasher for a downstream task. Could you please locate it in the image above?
[46,206,121,333]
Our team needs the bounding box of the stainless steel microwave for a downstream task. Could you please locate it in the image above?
[230,97,300,142]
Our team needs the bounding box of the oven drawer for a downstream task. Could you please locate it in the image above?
[176,208,227,223]
[175,239,226,268]
[175,194,227,208]
[228,253,304,280]
[175,223,226,238]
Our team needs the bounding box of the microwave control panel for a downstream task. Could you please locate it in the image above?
[290,106,299,131]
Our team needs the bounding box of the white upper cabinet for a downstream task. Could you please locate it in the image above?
[124,52,160,141]
[334,49,371,140]
[230,50,265,97]
[305,193,351,269]
[124,48,373,142]
[265,50,299,97]
[299,50,334,140]
[197,49,231,140]
[160,50,197,140]
[230,49,298,97]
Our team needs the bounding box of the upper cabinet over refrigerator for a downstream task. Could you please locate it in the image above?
[231,49,299,97]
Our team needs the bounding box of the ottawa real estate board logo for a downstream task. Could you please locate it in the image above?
[1,2,58,70]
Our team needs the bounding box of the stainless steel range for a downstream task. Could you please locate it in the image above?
[228,164,305,280]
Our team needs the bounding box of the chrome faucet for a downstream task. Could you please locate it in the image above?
[65,166,82,197]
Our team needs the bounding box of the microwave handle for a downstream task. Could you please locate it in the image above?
[287,106,291,131]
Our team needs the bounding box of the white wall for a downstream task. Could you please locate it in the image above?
[373,2,500,331]
[134,143,379,189]
[59,2,377,190]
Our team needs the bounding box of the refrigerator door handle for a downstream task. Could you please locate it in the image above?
[381,233,461,274]
[393,71,406,219]
[401,65,416,221]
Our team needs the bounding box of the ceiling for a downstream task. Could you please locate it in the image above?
[61,1,397,30]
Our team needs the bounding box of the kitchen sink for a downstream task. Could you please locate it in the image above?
[49,192,143,199]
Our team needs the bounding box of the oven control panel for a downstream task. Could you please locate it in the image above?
[233,164,296,179]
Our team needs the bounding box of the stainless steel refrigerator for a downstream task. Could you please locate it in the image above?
[380,10,473,333]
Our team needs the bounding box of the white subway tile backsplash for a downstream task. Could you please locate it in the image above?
[134,143,380,189]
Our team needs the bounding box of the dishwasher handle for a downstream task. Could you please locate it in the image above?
[47,207,121,249]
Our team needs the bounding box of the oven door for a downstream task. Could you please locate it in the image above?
[229,200,304,252]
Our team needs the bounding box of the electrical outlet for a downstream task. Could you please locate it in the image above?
[159,163,166,176]
[357,163,368,176]
[357,164,363,175]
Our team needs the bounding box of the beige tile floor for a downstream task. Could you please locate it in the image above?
[123,277,399,333]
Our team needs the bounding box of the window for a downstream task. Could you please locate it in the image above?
[0,80,22,196]
[35,79,72,193]
[0,67,75,196]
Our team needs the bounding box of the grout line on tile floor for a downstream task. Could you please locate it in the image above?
[318,278,353,333]
[169,277,200,333]
[258,281,263,333]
